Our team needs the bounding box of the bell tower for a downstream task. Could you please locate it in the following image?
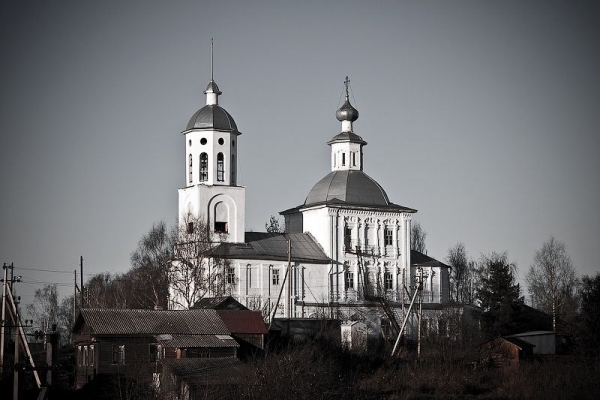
[178,41,246,243]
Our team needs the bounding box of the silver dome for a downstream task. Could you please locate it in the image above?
[335,98,359,122]
[304,170,389,206]
[185,105,239,133]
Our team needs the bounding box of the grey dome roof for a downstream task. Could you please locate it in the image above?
[336,98,359,122]
[328,131,367,145]
[304,170,390,206]
[204,79,222,94]
[186,105,239,133]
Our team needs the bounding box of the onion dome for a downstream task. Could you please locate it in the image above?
[336,97,359,122]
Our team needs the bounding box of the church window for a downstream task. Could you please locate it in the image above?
[384,272,393,290]
[232,140,235,147]
[333,153,336,167]
[218,138,224,145]
[200,138,207,145]
[231,154,236,184]
[344,226,352,251]
[345,271,354,290]
[342,153,346,166]
[384,228,393,246]
[200,153,208,182]
[217,153,225,182]
[226,267,235,284]
[352,152,356,166]
[188,154,193,183]
[214,221,228,233]
[189,139,192,146]
[187,222,194,234]
[272,269,280,285]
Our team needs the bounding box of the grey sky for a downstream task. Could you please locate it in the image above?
[1,0,599,308]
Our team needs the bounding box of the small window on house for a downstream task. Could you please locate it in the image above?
[89,345,95,366]
[342,152,346,166]
[83,346,88,366]
[384,272,393,290]
[200,153,208,182]
[188,154,193,183]
[217,153,224,182]
[272,269,280,285]
[226,267,235,284]
[187,222,194,234]
[345,271,354,290]
[214,221,228,233]
[149,343,162,363]
[77,346,82,366]
[384,228,393,246]
[112,345,125,365]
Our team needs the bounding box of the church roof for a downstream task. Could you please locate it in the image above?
[304,170,390,207]
[210,232,330,264]
[411,250,451,269]
[185,104,240,133]
[327,131,367,145]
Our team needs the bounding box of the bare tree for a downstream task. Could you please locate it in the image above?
[27,284,58,335]
[446,243,480,304]
[526,236,578,331]
[170,213,234,309]
[411,221,427,253]
[130,220,174,309]
[265,215,284,233]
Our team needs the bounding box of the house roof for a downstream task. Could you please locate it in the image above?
[161,357,250,386]
[507,331,556,338]
[73,309,229,336]
[411,250,451,269]
[156,333,238,348]
[192,296,249,310]
[217,310,268,335]
[210,232,331,264]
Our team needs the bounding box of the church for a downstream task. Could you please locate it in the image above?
[170,71,452,337]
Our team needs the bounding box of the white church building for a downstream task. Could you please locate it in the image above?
[170,72,452,337]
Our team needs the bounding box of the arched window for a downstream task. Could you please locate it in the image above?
[231,154,236,184]
[217,153,224,182]
[200,153,208,182]
[188,154,193,183]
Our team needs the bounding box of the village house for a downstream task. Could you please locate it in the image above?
[71,309,243,388]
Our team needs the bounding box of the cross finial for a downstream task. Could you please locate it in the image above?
[344,76,350,99]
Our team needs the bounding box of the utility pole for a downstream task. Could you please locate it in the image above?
[1,263,8,376]
[80,256,84,308]
[73,270,78,326]
[287,237,292,319]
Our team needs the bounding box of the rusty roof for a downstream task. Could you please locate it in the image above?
[74,309,229,336]
[217,310,268,335]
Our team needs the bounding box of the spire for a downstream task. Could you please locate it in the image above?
[336,76,359,132]
[204,38,221,105]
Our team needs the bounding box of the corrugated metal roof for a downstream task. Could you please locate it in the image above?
[77,309,229,336]
[217,310,268,335]
[157,334,238,348]
[161,357,249,386]
[211,232,331,264]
